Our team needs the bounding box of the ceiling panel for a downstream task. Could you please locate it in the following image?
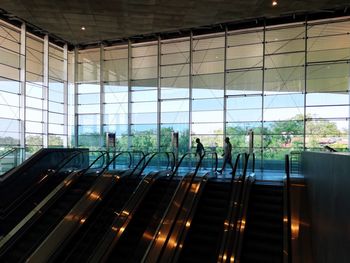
[0,0,349,44]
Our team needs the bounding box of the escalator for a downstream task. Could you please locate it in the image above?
[0,173,97,262]
[240,182,284,263]
[0,151,86,236]
[26,152,173,262]
[176,179,232,263]
[53,175,142,262]
[0,152,106,263]
[104,175,179,262]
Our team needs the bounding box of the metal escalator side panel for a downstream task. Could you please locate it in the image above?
[88,171,160,263]
[26,173,120,263]
[230,176,255,263]
[217,177,242,263]
[158,175,208,263]
[0,169,82,259]
[141,173,195,263]
[127,177,181,263]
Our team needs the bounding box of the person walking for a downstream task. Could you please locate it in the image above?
[195,138,205,158]
[217,137,233,174]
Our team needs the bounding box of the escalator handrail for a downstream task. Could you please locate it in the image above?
[156,154,207,261]
[141,153,205,262]
[99,151,133,174]
[225,153,255,263]
[49,149,85,174]
[88,155,172,262]
[0,148,17,160]
[201,150,218,172]
[171,152,207,177]
[0,150,106,218]
[167,151,176,171]
[0,150,109,258]
[136,152,173,178]
[285,154,292,263]
[130,151,146,168]
[216,153,242,263]
[0,149,84,217]
[170,172,210,262]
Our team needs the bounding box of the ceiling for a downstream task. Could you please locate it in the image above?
[0,0,350,45]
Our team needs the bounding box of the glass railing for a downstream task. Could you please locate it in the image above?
[0,148,26,176]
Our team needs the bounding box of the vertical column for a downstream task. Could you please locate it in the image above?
[127,41,132,150]
[74,48,79,147]
[63,44,68,147]
[100,45,104,148]
[261,21,266,171]
[304,19,308,151]
[43,34,49,148]
[157,37,161,152]
[223,27,228,141]
[189,32,193,152]
[20,23,26,152]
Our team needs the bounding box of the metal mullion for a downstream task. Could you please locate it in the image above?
[189,32,193,152]
[160,62,189,67]
[227,41,264,49]
[43,34,49,148]
[128,41,132,150]
[157,37,161,152]
[226,66,263,73]
[304,20,308,151]
[261,22,266,172]
[63,44,68,147]
[20,23,26,151]
[74,48,79,147]
[100,45,104,148]
[223,26,228,141]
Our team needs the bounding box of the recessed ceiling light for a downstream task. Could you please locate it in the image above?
[272,1,278,6]
[81,26,86,31]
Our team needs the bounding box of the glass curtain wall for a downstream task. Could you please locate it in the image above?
[76,48,100,148]
[0,20,70,154]
[263,24,305,170]
[103,45,129,150]
[192,34,225,153]
[0,21,20,151]
[226,28,264,169]
[25,35,45,152]
[1,17,350,170]
[130,42,158,152]
[306,20,350,152]
[48,44,66,147]
[160,37,190,154]
[71,17,350,171]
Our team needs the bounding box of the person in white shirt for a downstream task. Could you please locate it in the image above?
[217,137,233,174]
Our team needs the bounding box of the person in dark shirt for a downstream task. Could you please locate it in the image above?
[195,138,205,158]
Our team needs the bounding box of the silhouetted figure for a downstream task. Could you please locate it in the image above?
[195,138,205,158]
[217,137,233,174]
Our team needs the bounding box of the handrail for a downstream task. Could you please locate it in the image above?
[218,152,254,263]
[285,154,292,263]
[136,152,173,178]
[0,150,109,258]
[49,150,85,174]
[100,151,133,174]
[0,149,84,217]
[230,153,255,262]
[130,151,146,168]
[88,152,174,262]
[0,148,17,160]
[217,153,242,263]
[157,154,207,261]
[141,153,205,262]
